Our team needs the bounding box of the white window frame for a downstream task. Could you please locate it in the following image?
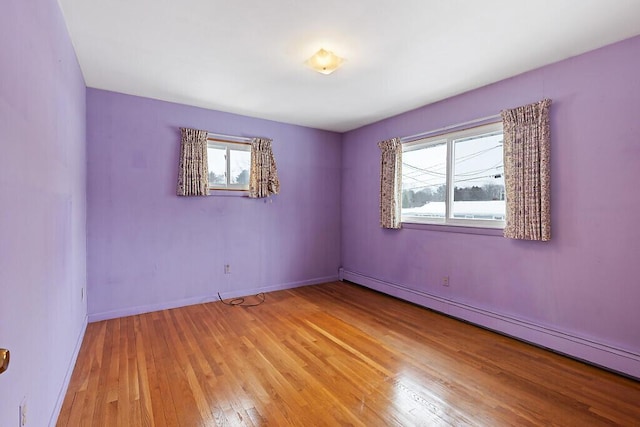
[401,122,505,229]
[207,137,252,191]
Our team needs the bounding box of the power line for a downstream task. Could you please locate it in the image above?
[402,144,502,182]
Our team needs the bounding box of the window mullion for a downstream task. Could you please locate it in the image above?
[445,138,454,223]
[228,147,232,188]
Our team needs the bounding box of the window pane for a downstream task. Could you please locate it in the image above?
[207,146,227,186]
[452,132,505,220]
[229,148,251,186]
[402,142,447,219]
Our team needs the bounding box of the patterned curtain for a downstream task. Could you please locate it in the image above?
[177,128,210,196]
[378,137,402,229]
[249,137,280,198]
[501,99,551,241]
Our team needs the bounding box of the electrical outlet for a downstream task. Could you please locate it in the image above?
[19,397,27,426]
[224,264,231,274]
[442,276,450,287]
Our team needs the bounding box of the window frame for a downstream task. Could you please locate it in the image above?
[207,137,252,192]
[401,121,505,229]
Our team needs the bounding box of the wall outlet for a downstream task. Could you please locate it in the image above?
[224,264,231,274]
[442,276,450,287]
[19,397,27,426]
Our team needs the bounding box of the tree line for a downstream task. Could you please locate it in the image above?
[208,169,249,185]
[403,184,505,208]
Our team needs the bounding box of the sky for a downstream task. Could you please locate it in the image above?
[402,130,504,193]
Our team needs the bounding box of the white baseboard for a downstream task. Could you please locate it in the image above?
[88,275,340,323]
[340,269,640,379]
[49,315,88,426]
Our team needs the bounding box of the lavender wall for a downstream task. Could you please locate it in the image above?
[87,89,341,320]
[0,0,87,425]
[341,36,640,378]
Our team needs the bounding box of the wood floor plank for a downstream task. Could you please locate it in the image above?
[57,282,640,426]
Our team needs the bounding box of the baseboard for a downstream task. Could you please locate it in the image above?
[88,275,340,322]
[49,314,88,426]
[340,269,640,379]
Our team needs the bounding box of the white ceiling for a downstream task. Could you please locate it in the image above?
[58,0,640,132]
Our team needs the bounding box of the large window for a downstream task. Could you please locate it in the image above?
[401,122,505,228]
[207,139,251,190]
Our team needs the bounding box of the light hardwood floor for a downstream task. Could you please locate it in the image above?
[57,282,640,426]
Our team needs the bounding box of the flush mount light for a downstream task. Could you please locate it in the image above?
[305,48,344,75]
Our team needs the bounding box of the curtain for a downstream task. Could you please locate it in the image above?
[378,137,402,229]
[501,99,551,241]
[177,127,209,196]
[249,137,280,198]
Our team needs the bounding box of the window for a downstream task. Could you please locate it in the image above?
[207,139,251,190]
[401,122,505,228]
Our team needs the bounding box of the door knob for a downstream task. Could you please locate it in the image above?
[0,349,9,374]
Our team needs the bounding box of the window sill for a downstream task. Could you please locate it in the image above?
[401,221,504,236]
[208,190,249,197]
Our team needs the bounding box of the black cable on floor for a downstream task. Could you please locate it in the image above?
[217,292,266,307]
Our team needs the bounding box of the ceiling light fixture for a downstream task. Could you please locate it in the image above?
[305,48,344,75]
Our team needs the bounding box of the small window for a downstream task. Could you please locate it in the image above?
[402,122,505,228]
[207,139,251,191]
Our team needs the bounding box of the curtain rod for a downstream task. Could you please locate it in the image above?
[207,132,253,143]
[400,113,502,144]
